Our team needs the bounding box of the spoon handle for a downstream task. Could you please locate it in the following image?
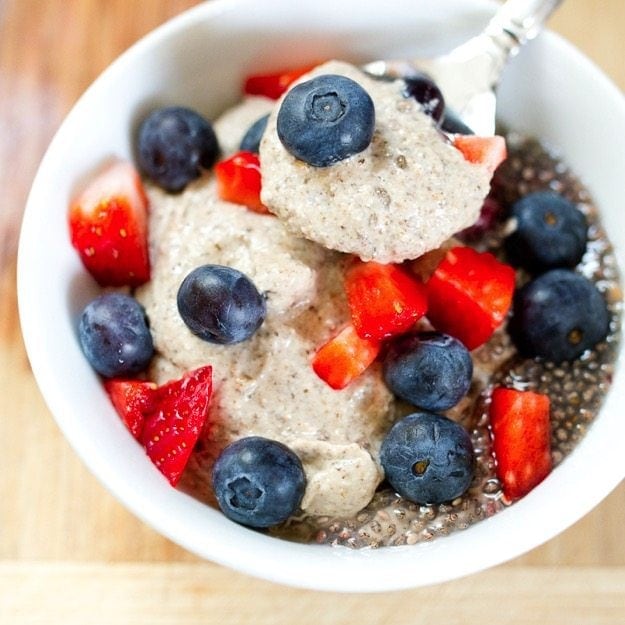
[486,0,565,52]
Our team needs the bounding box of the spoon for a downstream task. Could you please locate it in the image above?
[364,0,564,135]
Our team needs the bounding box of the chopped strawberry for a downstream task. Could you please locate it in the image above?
[139,365,213,486]
[243,64,316,100]
[69,160,150,287]
[215,151,269,214]
[453,135,507,174]
[104,378,157,440]
[312,324,380,390]
[425,246,516,350]
[344,261,428,341]
[489,387,552,503]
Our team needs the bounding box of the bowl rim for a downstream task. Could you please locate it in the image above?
[17,0,625,593]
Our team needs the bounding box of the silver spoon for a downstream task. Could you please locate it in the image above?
[364,0,564,135]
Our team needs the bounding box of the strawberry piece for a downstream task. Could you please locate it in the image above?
[104,378,157,440]
[453,135,507,174]
[140,365,213,486]
[215,151,269,214]
[69,160,150,287]
[243,64,316,100]
[312,324,380,390]
[344,261,428,340]
[425,246,516,350]
[490,387,552,502]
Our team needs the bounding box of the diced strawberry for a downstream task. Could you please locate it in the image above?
[69,160,150,287]
[489,387,552,503]
[344,261,428,341]
[243,64,316,100]
[104,378,157,440]
[425,246,516,350]
[453,135,507,174]
[140,365,213,486]
[312,324,380,390]
[215,151,269,214]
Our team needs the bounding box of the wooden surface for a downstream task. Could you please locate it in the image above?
[1,0,625,622]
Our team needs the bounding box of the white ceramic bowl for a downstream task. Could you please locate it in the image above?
[18,0,625,592]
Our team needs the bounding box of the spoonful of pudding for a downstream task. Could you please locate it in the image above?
[258,0,564,263]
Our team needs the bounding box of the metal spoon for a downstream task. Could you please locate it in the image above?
[364,0,564,135]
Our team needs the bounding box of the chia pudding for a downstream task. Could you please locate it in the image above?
[70,61,621,549]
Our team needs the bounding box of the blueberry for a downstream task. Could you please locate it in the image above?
[276,74,375,167]
[137,106,219,192]
[380,412,475,504]
[212,436,306,528]
[239,114,269,153]
[440,108,474,135]
[403,73,445,122]
[78,293,153,378]
[383,332,473,411]
[504,191,588,272]
[177,264,265,344]
[509,269,610,362]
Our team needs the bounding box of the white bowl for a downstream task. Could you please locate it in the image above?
[18,0,625,592]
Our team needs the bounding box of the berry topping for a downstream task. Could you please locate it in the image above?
[402,72,445,122]
[380,412,475,504]
[489,387,552,503]
[177,264,266,345]
[277,73,375,167]
[425,246,516,350]
[69,160,150,287]
[215,150,268,214]
[453,135,507,174]
[509,269,609,362]
[243,64,317,100]
[344,261,428,341]
[312,324,380,390]
[140,366,213,486]
[137,106,219,193]
[441,108,474,135]
[239,114,270,153]
[504,191,588,273]
[383,332,473,412]
[103,378,157,439]
[212,436,306,528]
[78,293,154,378]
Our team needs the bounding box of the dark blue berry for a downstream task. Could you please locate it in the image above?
[380,412,474,504]
[177,264,265,345]
[212,436,306,528]
[509,269,609,362]
[504,191,588,272]
[78,293,153,378]
[137,106,219,192]
[403,73,445,122]
[239,114,269,154]
[276,74,375,167]
[383,332,473,411]
[440,108,474,135]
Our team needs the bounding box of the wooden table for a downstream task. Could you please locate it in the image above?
[1,1,624,622]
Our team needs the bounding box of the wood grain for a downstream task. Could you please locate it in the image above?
[1,0,625,622]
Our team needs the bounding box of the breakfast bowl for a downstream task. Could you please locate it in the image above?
[17,0,625,592]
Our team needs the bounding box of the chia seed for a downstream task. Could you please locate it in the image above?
[269,132,622,548]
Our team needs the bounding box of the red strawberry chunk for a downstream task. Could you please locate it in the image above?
[243,64,317,99]
[312,324,380,390]
[69,160,150,287]
[425,246,516,350]
[490,387,552,503]
[453,135,507,175]
[215,151,269,214]
[104,378,157,440]
[140,366,213,486]
[344,261,428,341]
